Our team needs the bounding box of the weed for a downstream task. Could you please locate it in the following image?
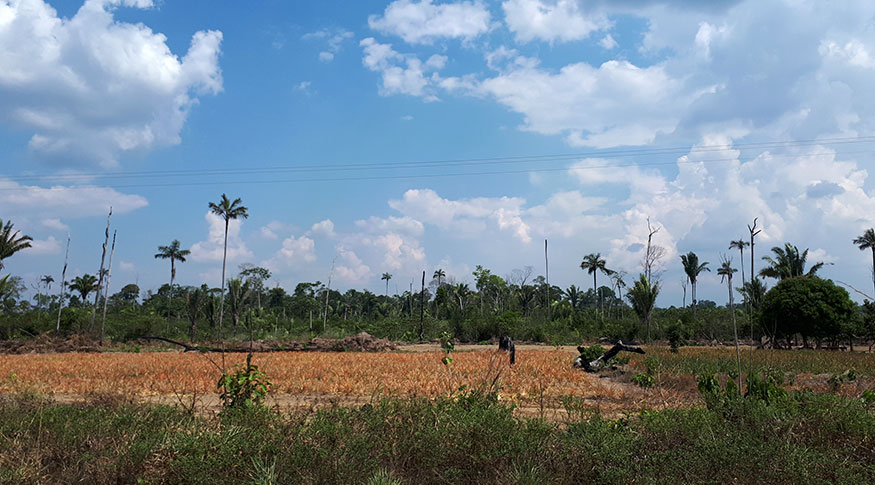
[632,372,655,388]
[217,353,273,409]
[366,468,402,485]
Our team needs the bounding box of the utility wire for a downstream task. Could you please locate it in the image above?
[2,147,870,191]
[3,134,875,185]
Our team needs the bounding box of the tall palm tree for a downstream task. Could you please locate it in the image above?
[580,253,613,313]
[626,274,659,341]
[70,274,99,303]
[0,218,32,272]
[853,228,875,296]
[680,251,709,315]
[37,274,54,312]
[40,275,54,292]
[381,272,392,296]
[759,243,824,280]
[717,256,741,381]
[729,239,749,286]
[433,268,446,287]
[154,240,190,324]
[208,194,249,339]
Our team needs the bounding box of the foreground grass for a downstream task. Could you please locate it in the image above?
[1,390,873,484]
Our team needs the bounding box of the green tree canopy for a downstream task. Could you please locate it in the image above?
[760,277,857,345]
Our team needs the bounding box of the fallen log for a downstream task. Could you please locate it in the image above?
[141,332,397,353]
[141,337,223,352]
[573,340,645,372]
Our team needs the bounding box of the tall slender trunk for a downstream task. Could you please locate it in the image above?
[90,207,112,332]
[692,279,697,318]
[544,239,550,320]
[419,271,425,342]
[728,274,741,385]
[871,247,875,297]
[739,247,746,287]
[167,258,175,332]
[218,219,229,341]
[57,235,70,332]
[100,231,116,345]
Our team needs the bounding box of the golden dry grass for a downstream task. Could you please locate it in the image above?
[0,349,682,413]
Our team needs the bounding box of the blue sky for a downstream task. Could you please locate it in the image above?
[4,0,875,305]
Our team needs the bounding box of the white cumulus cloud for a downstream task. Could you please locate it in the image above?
[502,0,611,44]
[0,178,148,218]
[0,0,223,167]
[360,38,446,101]
[368,0,491,45]
[190,211,253,263]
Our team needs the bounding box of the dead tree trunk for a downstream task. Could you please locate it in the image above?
[574,341,645,372]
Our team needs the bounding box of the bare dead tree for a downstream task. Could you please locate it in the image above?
[100,230,117,345]
[545,239,550,320]
[643,218,665,282]
[56,235,70,333]
[419,270,426,342]
[323,257,336,332]
[681,277,688,308]
[90,207,112,332]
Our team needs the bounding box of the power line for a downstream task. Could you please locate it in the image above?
[3,134,875,185]
[2,147,869,191]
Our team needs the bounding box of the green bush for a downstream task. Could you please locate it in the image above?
[217,353,273,409]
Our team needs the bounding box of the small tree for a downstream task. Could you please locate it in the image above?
[626,274,659,341]
[760,277,857,349]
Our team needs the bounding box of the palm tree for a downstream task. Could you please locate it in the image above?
[0,218,32,272]
[680,251,710,315]
[626,274,659,341]
[609,271,627,318]
[208,194,249,339]
[433,268,446,287]
[729,239,749,286]
[739,278,767,312]
[155,240,190,324]
[580,253,613,313]
[226,277,252,331]
[564,284,582,310]
[759,243,824,280]
[454,283,469,312]
[717,256,741,381]
[70,274,99,303]
[40,275,54,292]
[854,228,875,296]
[381,272,392,296]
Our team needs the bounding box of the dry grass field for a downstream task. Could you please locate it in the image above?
[0,347,692,417]
[2,345,871,418]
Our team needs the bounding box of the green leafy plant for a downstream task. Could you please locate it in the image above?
[665,319,690,353]
[440,331,455,366]
[217,353,273,409]
[631,372,655,388]
[366,468,402,485]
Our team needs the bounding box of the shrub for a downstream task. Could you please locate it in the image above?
[217,353,273,409]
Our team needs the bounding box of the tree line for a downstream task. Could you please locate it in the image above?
[2,204,875,350]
